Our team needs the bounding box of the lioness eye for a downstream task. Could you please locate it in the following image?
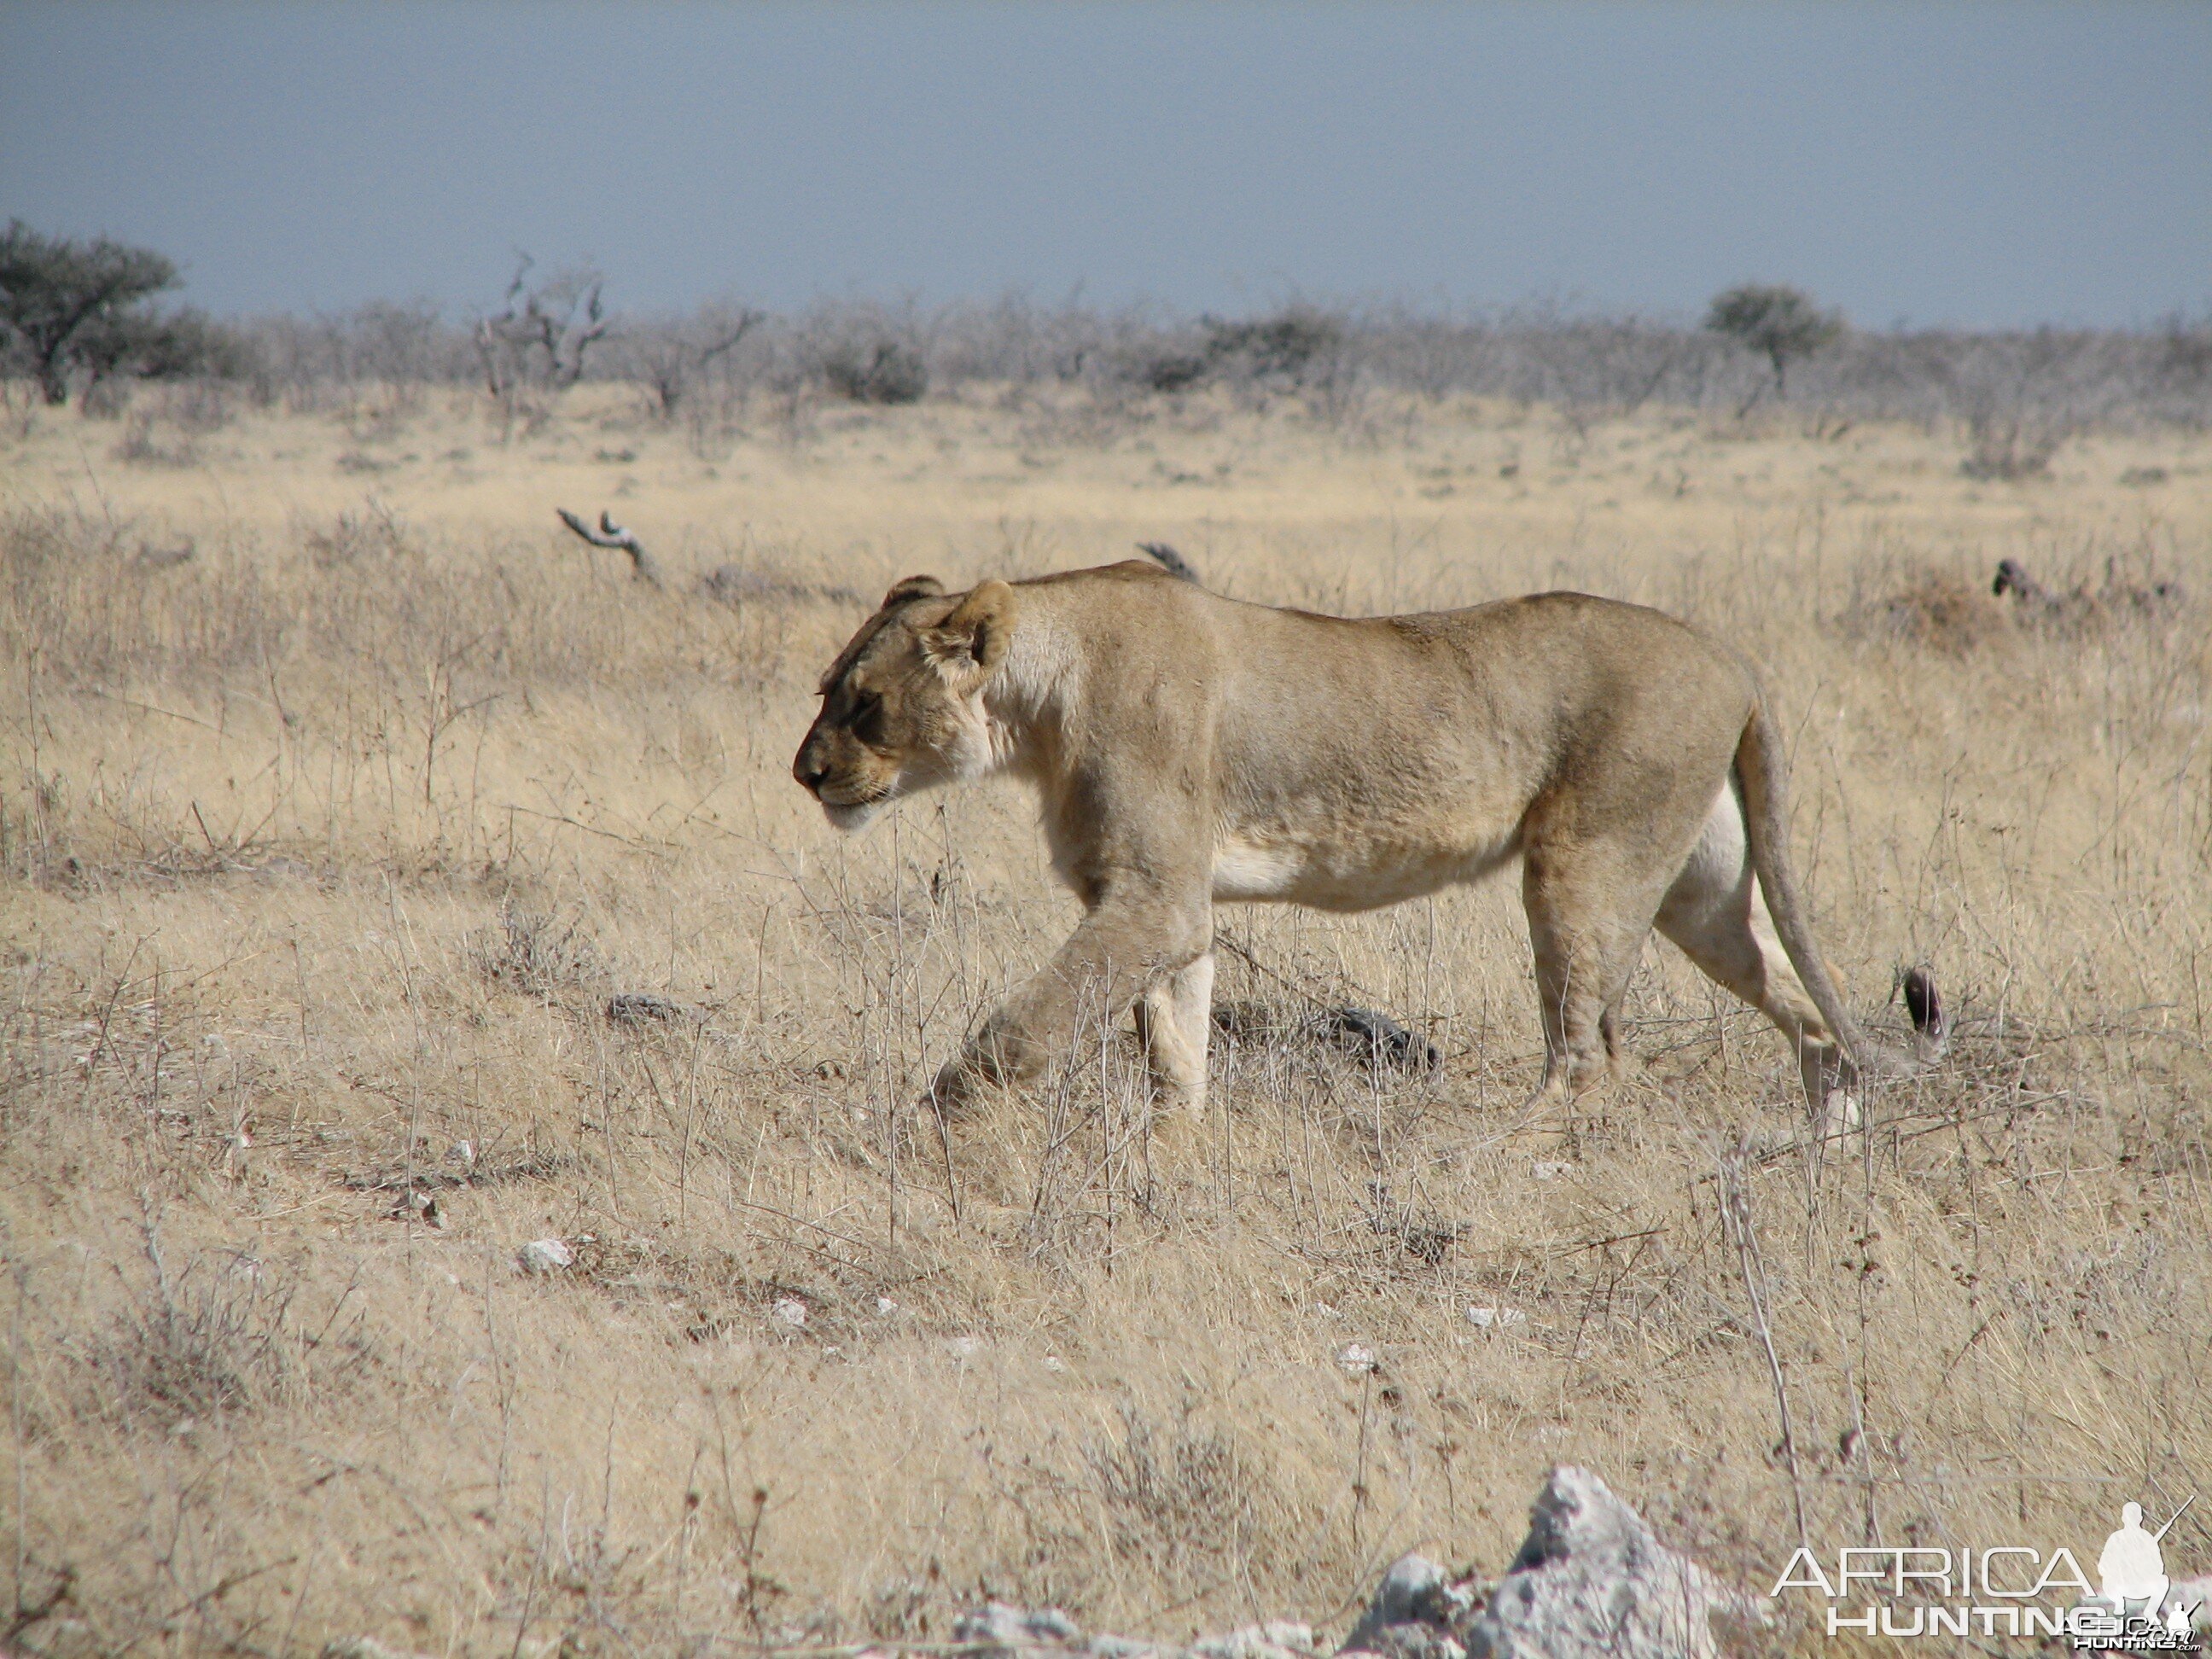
[850,690,886,743]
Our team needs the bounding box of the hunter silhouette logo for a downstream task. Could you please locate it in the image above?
[2101,1503,2176,1617]
[2096,1499,2201,1644]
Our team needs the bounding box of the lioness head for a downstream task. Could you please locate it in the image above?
[793,575,1017,830]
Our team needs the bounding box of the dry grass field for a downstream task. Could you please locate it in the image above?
[3,377,2208,1656]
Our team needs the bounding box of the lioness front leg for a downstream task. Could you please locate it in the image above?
[930,894,1210,1115]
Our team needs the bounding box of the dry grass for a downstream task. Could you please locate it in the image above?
[3,381,2209,1656]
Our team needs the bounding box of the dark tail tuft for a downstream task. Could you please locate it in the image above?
[1901,965,1944,1044]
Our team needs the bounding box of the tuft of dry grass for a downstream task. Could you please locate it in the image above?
[2,381,2209,1656]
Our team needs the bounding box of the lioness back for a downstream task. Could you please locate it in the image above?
[1071,579,1755,911]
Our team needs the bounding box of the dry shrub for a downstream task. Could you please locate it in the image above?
[1086,1403,1269,1599]
[1959,419,2060,480]
[470,902,602,998]
[113,411,200,468]
[822,341,928,405]
[77,1230,373,1435]
[1838,572,2011,654]
[96,1247,297,1426]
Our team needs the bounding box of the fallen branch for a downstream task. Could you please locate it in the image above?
[1137,540,1200,583]
[1994,556,2184,625]
[556,508,661,585]
[1719,1151,1808,1553]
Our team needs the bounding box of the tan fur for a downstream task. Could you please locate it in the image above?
[795,562,1920,1124]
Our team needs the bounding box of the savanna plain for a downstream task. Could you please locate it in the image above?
[3,373,2209,1656]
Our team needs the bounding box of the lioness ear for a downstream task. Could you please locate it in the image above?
[921,579,1016,684]
[882,574,946,609]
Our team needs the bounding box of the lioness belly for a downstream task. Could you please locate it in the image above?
[1210,831,1516,910]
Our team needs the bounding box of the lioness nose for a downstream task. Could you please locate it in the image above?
[795,754,830,795]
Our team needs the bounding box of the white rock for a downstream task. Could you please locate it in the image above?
[1463,1465,1761,1659]
[771,1297,808,1330]
[876,1295,899,1316]
[1340,1554,1475,1659]
[947,1334,983,1359]
[1091,1639,1170,1659]
[517,1237,573,1273]
[1466,1307,1528,1330]
[1337,1342,1379,1375]
[952,1602,1083,1651]
[1195,1623,1318,1659]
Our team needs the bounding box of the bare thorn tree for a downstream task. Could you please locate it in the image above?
[476,255,610,424]
[629,303,765,422]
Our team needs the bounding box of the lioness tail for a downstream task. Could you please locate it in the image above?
[1733,697,1943,1083]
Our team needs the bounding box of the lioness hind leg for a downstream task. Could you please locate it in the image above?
[1654,785,1852,1121]
[1134,952,1214,1121]
[1522,852,1668,1108]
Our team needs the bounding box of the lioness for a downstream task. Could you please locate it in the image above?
[794,561,1937,1121]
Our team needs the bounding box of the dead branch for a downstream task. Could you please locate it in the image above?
[556,509,661,586]
[1993,557,2184,626]
[697,310,764,369]
[528,277,607,390]
[1990,557,2050,606]
[1137,541,1200,583]
[1719,1153,1808,1553]
[476,254,534,399]
[479,257,608,402]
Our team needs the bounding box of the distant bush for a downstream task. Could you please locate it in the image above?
[1130,306,1346,394]
[121,282,2211,442]
[0,221,236,405]
[1201,306,1344,382]
[822,339,928,405]
[1140,352,1210,393]
[2158,316,2212,390]
[1704,282,1843,399]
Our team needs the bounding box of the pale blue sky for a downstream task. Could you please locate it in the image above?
[3,3,2207,327]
